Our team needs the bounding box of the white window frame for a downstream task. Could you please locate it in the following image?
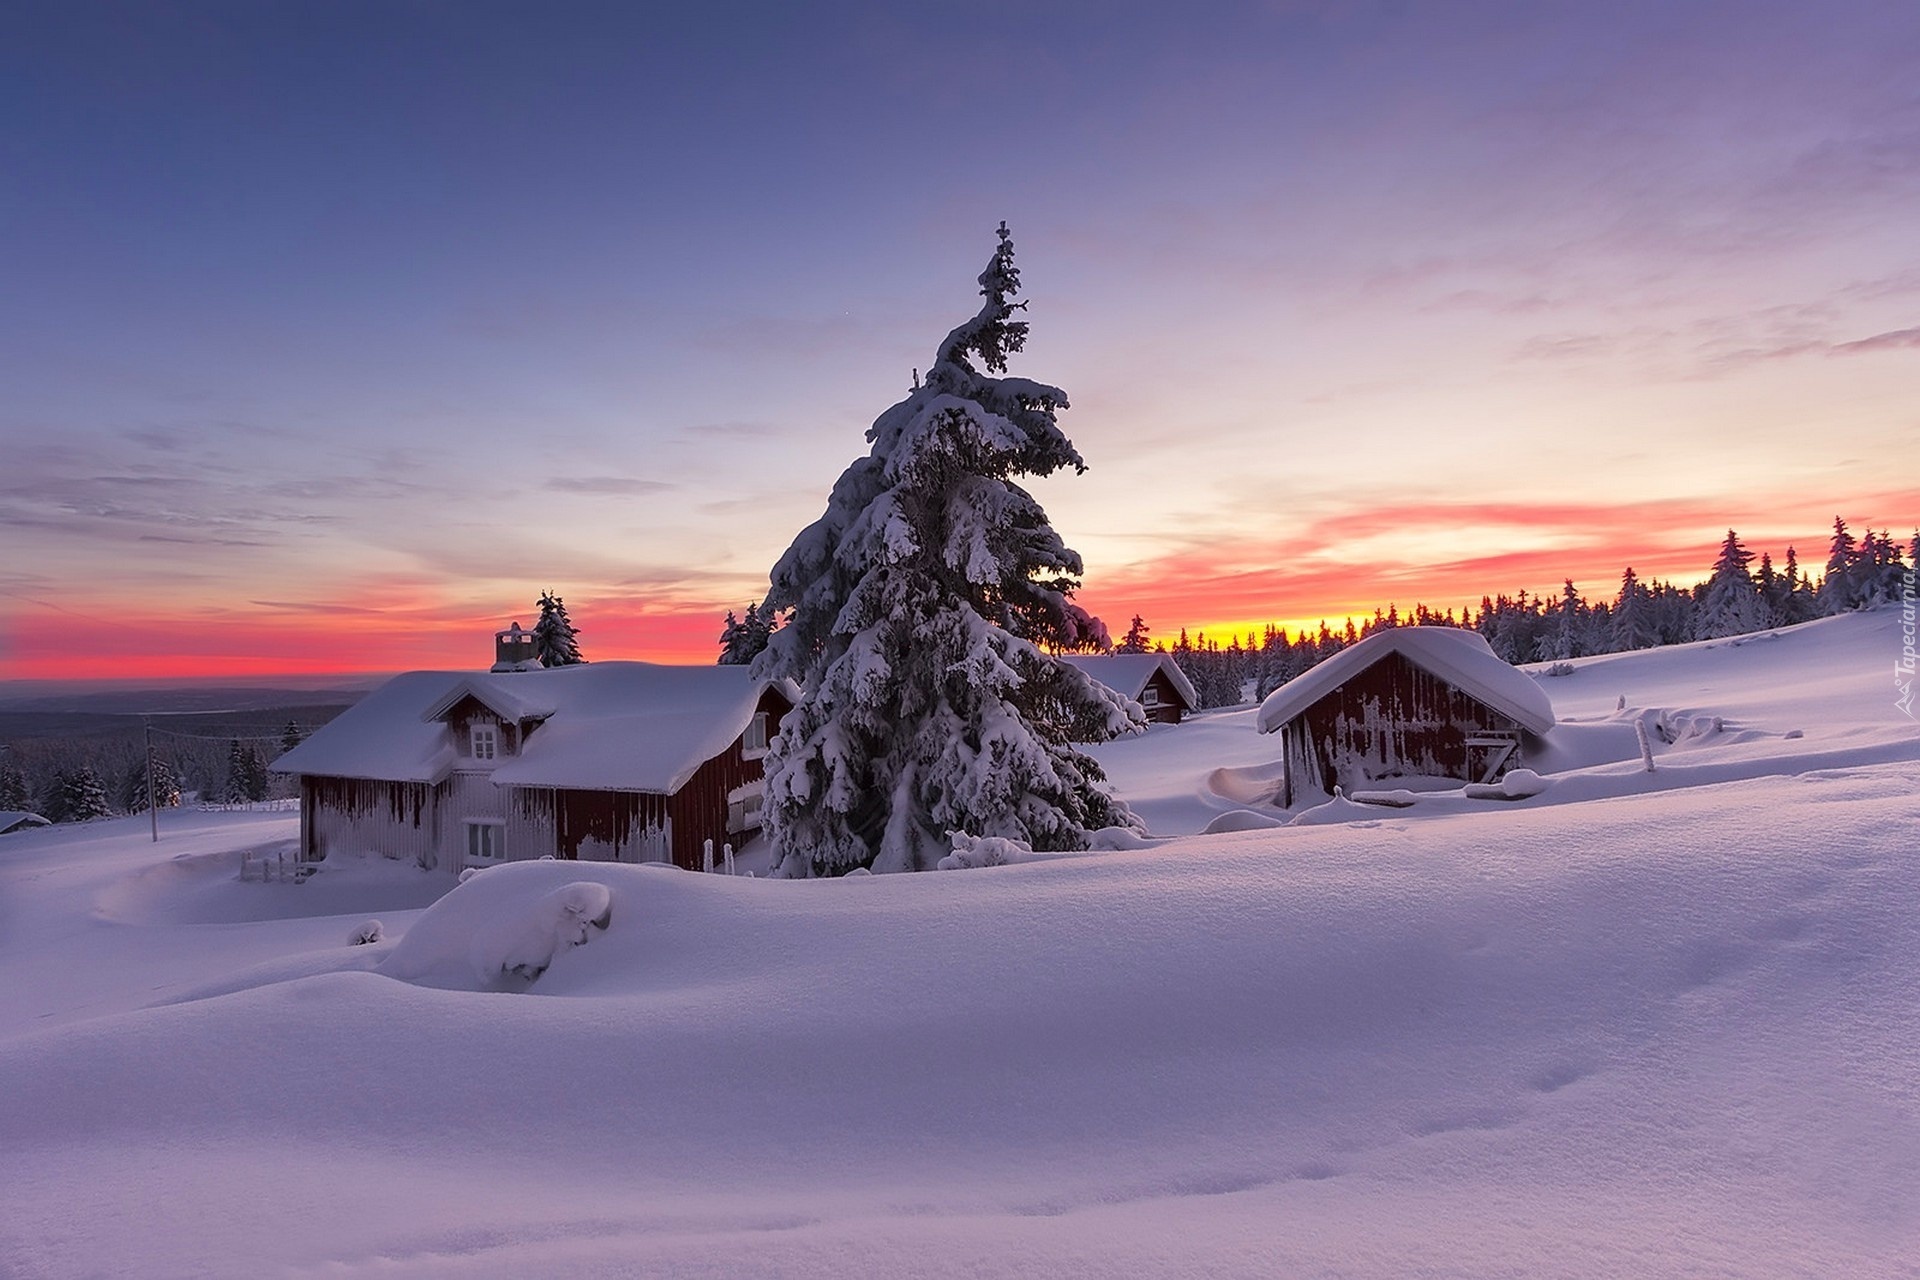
[470,723,498,761]
[465,820,506,865]
[742,711,770,759]
[1139,685,1162,708]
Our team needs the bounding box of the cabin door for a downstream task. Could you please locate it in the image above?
[1464,732,1519,783]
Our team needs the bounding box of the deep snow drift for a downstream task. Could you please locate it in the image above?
[1,608,1916,1277]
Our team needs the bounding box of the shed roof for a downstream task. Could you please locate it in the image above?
[272,663,796,794]
[0,811,52,834]
[1255,627,1556,736]
[1059,653,1199,710]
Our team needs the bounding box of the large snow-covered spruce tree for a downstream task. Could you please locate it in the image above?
[753,223,1143,876]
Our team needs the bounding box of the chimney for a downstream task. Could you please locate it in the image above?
[492,621,538,672]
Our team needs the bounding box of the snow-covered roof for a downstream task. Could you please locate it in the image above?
[1255,627,1556,736]
[0,811,51,834]
[272,663,797,794]
[1060,653,1199,709]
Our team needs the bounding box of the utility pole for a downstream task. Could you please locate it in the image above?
[146,718,158,843]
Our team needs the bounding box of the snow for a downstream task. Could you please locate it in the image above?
[1256,625,1558,736]
[0,809,51,833]
[383,867,615,987]
[2,608,1918,1276]
[272,661,796,793]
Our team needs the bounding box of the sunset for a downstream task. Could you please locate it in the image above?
[4,2,1914,684]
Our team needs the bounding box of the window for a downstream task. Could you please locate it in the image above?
[1140,686,1162,707]
[465,821,505,864]
[727,783,767,832]
[742,711,770,758]
[470,723,498,761]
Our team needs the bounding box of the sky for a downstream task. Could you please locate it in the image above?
[2,0,1916,684]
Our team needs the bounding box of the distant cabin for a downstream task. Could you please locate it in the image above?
[1255,627,1555,806]
[1060,653,1199,724]
[0,811,51,836]
[272,655,796,874]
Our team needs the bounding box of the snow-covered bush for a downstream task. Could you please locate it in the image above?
[349,920,384,946]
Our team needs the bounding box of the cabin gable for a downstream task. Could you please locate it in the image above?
[1138,669,1186,724]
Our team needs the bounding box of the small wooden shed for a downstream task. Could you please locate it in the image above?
[1255,627,1555,806]
[1060,653,1199,724]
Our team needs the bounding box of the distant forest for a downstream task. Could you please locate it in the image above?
[0,704,349,827]
[1134,517,1916,710]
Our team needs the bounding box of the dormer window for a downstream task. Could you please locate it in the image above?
[742,711,770,758]
[470,723,498,761]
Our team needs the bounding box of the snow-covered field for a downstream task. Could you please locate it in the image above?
[3,609,1917,1277]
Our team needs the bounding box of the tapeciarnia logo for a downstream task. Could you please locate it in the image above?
[1899,569,1916,719]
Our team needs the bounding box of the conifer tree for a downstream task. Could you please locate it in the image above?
[0,760,30,812]
[1821,516,1859,614]
[532,591,587,667]
[223,740,255,804]
[1611,568,1656,650]
[1544,579,1587,660]
[1116,615,1151,654]
[1780,546,1817,624]
[60,765,113,823]
[280,720,303,756]
[753,223,1142,875]
[718,602,775,665]
[124,754,181,813]
[1696,529,1766,639]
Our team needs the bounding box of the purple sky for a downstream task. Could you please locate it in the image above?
[2,1,1916,679]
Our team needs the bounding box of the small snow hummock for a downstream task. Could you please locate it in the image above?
[1287,787,1386,827]
[382,872,615,989]
[348,920,384,946]
[1202,809,1289,834]
[1463,769,1552,801]
[937,832,1036,871]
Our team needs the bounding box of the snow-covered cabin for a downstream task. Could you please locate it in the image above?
[1060,653,1198,724]
[272,663,796,873]
[0,811,51,836]
[1256,627,1556,805]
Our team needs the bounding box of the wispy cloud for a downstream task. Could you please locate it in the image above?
[543,476,674,496]
[1831,326,1920,355]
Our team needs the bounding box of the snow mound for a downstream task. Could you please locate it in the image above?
[1201,808,1288,833]
[382,869,615,988]
[937,833,1036,871]
[1464,769,1551,801]
[1287,788,1387,827]
[1204,760,1287,806]
[1085,825,1160,850]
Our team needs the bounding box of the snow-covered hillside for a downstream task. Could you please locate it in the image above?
[2,609,1916,1277]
